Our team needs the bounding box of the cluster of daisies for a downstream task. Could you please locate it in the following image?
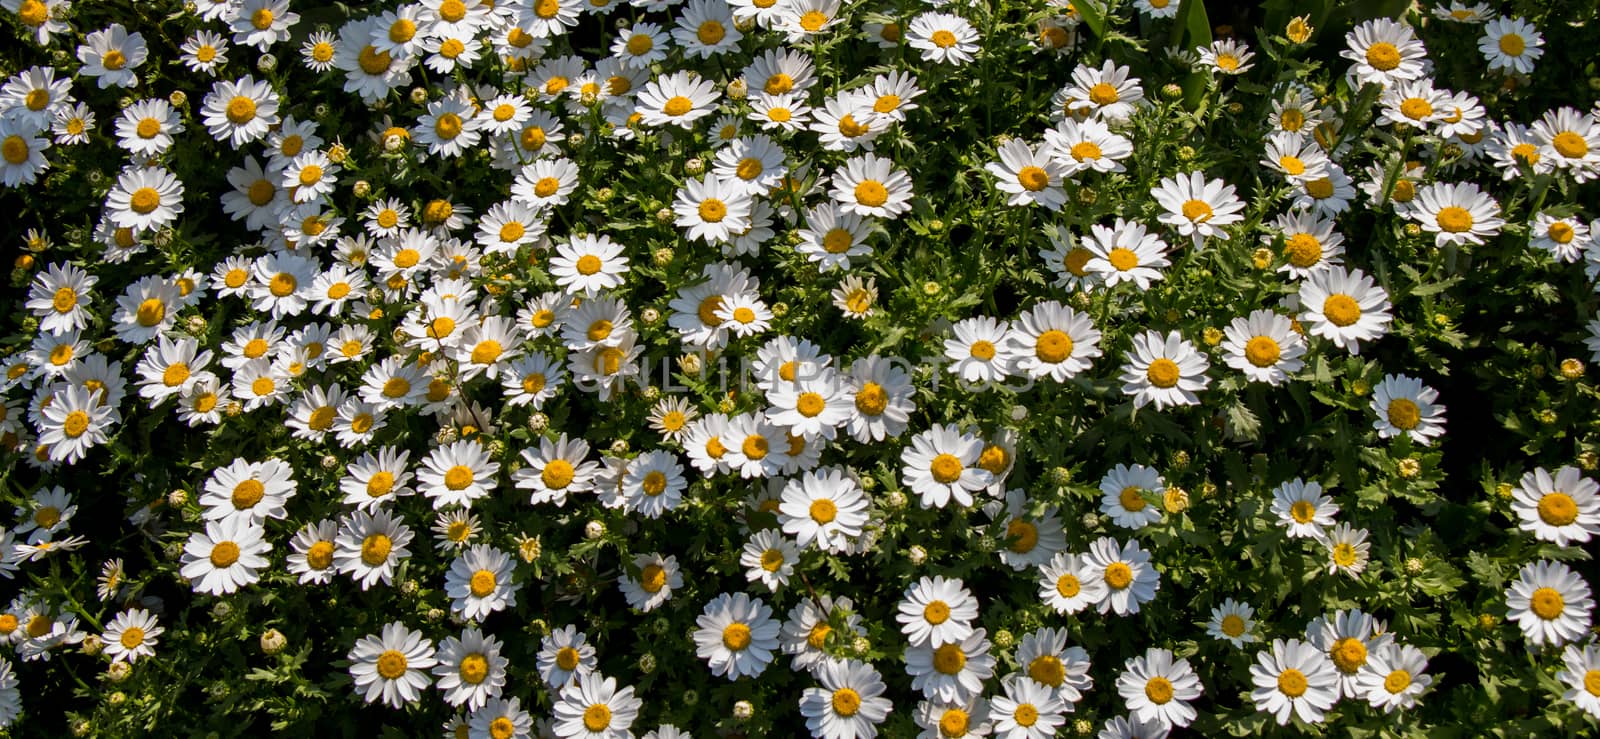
[2,0,1600,736]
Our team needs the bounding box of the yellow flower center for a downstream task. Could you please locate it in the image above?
[1035,329,1074,363]
[1331,637,1368,673]
[458,653,489,684]
[1435,206,1473,233]
[1305,177,1335,199]
[939,708,970,737]
[306,541,335,570]
[1105,562,1133,589]
[469,569,497,597]
[1056,573,1080,597]
[388,18,416,43]
[809,498,837,523]
[1365,42,1401,71]
[1282,233,1322,268]
[1146,358,1181,388]
[931,30,958,48]
[226,96,257,125]
[268,272,296,297]
[102,49,127,70]
[429,317,456,339]
[358,46,393,74]
[48,343,72,365]
[933,643,966,674]
[800,10,829,32]
[129,187,162,215]
[1220,613,1247,637]
[209,540,240,568]
[1181,199,1214,223]
[251,8,275,30]
[136,118,161,138]
[1499,33,1525,56]
[838,113,870,138]
[1027,654,1064,687]
[1017,166,1050,192]
[1279,155,1305,176]
[929,453,964,484]
[854,382,888,415]
[1531,586,1566,619]
[1553,132,1590,159]
[376,650,408,680]
[434,113,463,140]
[1145,675,1175,704]
[1400,97,1433,121]
[1088,82,1119,105]
[697,198,727,223]
[1538,492,1579,526]
[662,96,693,117]
[441,464,474,491]
[582,704,611,731]
[854,180,889,207]
[1322,294,1361,327]
[232,479,266,509]
[1387,398,1421,430]
[1013,703,1038,727]
[361,534,392,565]
[1277,668,1308,697]
[542,459,575,489]
[697,21,725,45]
[721,622,751,651]
[1120,485,1147,512]
[532,176,561,198]
[639,563,666,592]
[1385,669,1412,693]
[17,0,47,26]
[1,135,29,164]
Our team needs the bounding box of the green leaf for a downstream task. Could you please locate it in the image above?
[1171,0,1213,49]
[1074,0,1108,39]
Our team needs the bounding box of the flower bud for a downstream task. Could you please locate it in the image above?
[257,54,277,72]
[260,628,287,654]
[908,544,927,565]
[732,700,753,720]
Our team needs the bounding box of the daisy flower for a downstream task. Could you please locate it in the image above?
[833,274,879,319]
[114,98,183,158]
[1480,16,1543,74]
[1297,266,1393,354]
[535,624,597,691]
[1268,211,1344,279]
[552,671,642,739]
[1119,330,1210,410]
[512,156,581,208]
[907,12,980,65]
[514,433,599,507]
[1340,18,1428,87]
[1099,464,1165,530]
[1004,300,1102,382]
[766,368,852,440]
[231,0,298,51]
[179,517,271,596]
[446,544,520,621]
[550,234,629,296]
[902,424,993,509]
[101,608,162,663]
[1325,523,1372,578]
[37,384,116,464]
[897,576,979,648]
[1251,639,1339,725]
[1377,79,1448,132]
[434,628,508,711]
[1511,466,1600,547]
[1506,560,1595,647]
[14,486,74,544]
[347,622,436,709]
[335,508,414,591]
[1043,117,1132,176]
[1293,164,1358,217]
[991,676,1066,739]
[1221,310,1305,386]
[635,71,720,128]
[1059,60,1144,124]
[1529,212,1591,263]
[1533,107,1600,181]
[612,22,670,69]
[694,592,780,680]
[1014,627,1092,705]
[1085,219,1169,290]
[287,519,339,584]
[1556,644,1600,719]
[26,263,96,337]
[1271,478,1339,540]
[1261,130,1329,183]
[673,0,742,58]
[181,29,229,74]
[619,553,681,612]
[1306,609,1391,700]
[200,457,297,526]
[413,95,482,158]
[1038,552,1107,615]
[830,153,914,219]
[945,316,1012,386]
[797,203,874,272]
[1151,170,1246,245]
[1358,643,1432,713]
[674,175,754,244]
[800,658,892,739]
[77,23,149,89]
[1084,536,1159,616]
[201,76,281,148]
[1117,648,1202,730]
[907,629,995,704]
[418,439,501,509]
[1410,181,1504,247]
[1370,374,1446,444]
[282,149,338,204]
[106,166,185,232]
[986,139,1067,210]
[51,103,95,146]
[739,529,798,592]
[1207,599,1259,647]
[779,467,870,553]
